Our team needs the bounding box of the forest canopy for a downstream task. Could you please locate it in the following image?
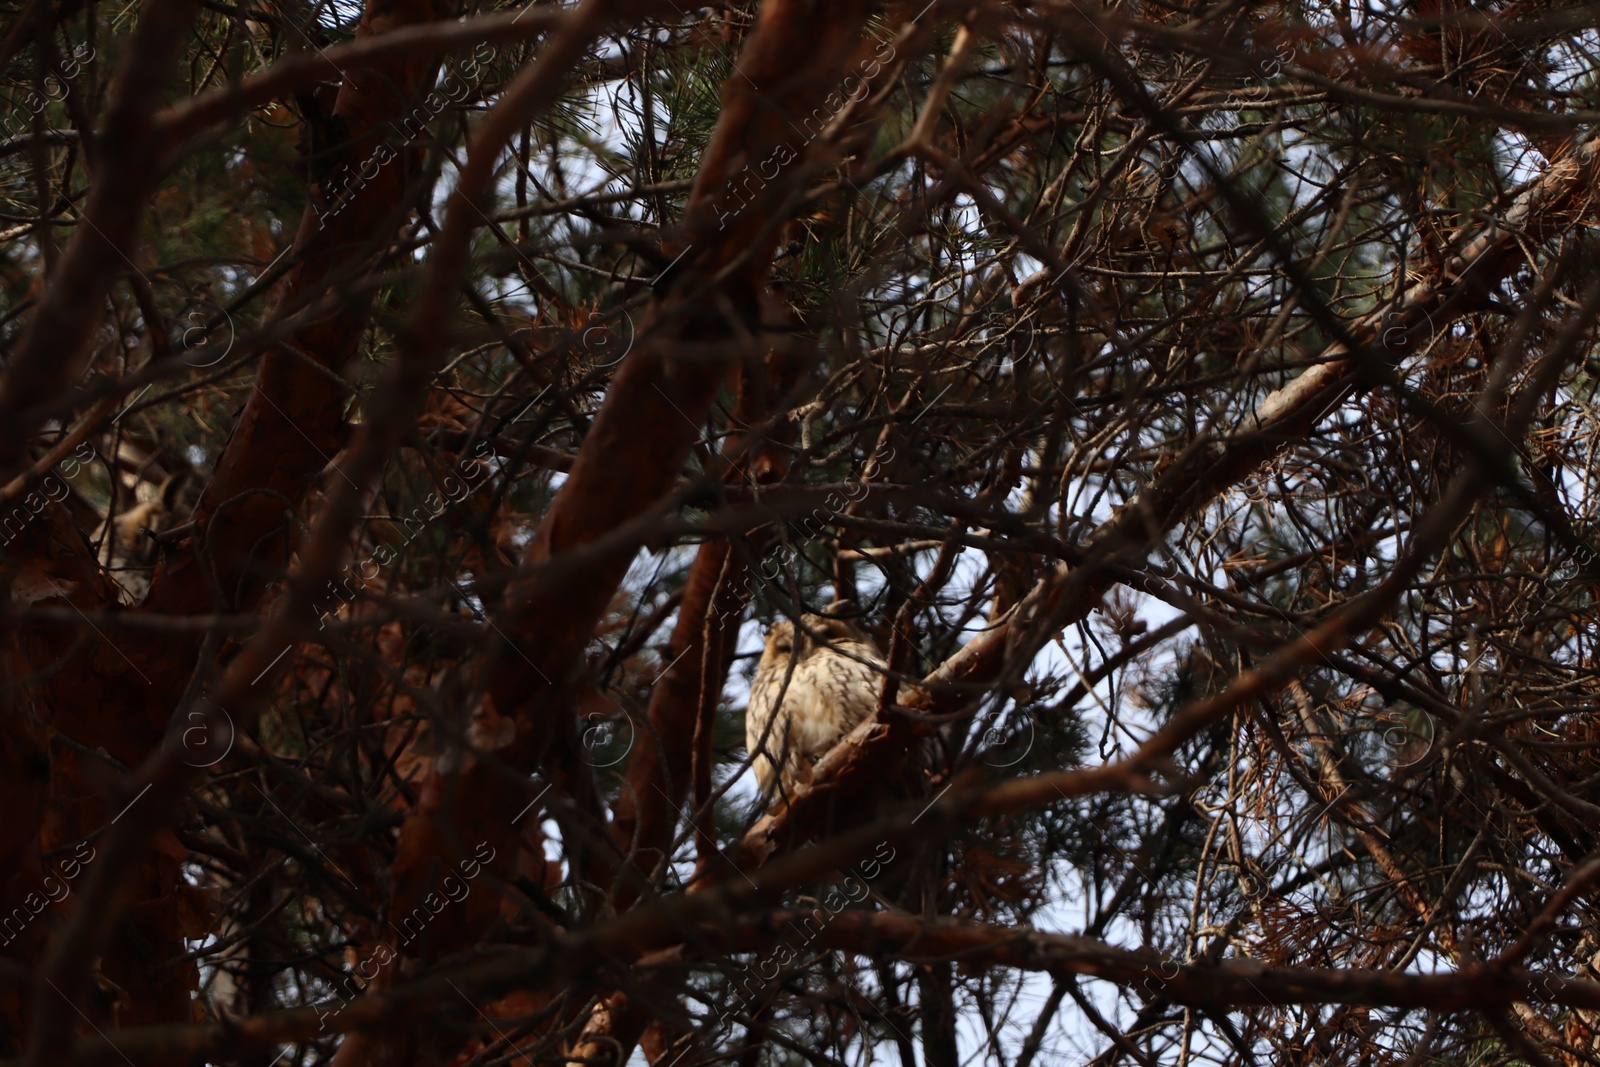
[4,0,1600,1065]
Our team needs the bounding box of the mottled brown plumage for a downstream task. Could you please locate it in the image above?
[745,612,886,797]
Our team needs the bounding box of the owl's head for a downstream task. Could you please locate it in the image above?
[759,610,881,667]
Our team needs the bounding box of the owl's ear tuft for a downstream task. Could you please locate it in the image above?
[820,597,864,620]
[809,609,880,651]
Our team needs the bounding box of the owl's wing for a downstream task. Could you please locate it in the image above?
[822,644,888,737]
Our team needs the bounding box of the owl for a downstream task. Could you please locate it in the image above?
[746,612,886,797]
